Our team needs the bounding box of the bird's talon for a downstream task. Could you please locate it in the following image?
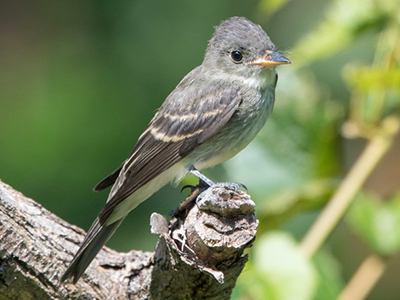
[237,183,248,192]
[180,185,196,193]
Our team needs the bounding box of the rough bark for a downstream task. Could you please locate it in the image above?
[0,180,258,300]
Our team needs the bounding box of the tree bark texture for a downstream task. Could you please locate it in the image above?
[0,180,258,299]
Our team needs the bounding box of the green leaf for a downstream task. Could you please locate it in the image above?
[343,64,400,125]
[345,66,400,93]
[347,193,400,255]
[313,249,345,300]
[293,0,388,66]
[236,232,317,300]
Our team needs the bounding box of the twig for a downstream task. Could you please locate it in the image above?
[299,118,400,258]
[338,254,386,300]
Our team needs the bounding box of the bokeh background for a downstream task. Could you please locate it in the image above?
[1,0,400,299]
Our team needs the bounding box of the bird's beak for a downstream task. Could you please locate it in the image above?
[247,52,291,66]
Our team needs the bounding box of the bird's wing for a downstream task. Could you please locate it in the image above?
[97,80,242,224]
[93,164,124,191]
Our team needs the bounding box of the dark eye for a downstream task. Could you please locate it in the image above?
[231,51,243,62]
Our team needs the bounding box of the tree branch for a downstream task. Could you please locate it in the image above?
[0,180,257,299]
[338,254,386,300]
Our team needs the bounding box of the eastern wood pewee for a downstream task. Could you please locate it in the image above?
[62,16,290,283]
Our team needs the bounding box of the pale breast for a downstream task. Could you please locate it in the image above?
[187,72,277,170]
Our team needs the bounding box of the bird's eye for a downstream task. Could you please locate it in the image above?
[231,51,243,63]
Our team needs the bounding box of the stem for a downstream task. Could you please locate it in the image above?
[299,119,399,258]
[338,255,386,300]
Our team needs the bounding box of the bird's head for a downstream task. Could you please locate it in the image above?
[203,17,290,80]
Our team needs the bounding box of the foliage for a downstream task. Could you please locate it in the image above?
[1,0,400,298]
[230,0,400,298]
[233,232,317,300]
[348,193,400,255]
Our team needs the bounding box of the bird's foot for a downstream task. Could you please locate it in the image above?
[180,184,197,193]
[188,166,247,206]
[195,182,247,206]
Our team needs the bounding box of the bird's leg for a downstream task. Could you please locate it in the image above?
[180,167,213,195]
[188,167,215,187]
[189,166,247,191]
[188,166,247,205]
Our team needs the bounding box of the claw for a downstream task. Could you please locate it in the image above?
[181,185,196,193]
[237,183,248,192]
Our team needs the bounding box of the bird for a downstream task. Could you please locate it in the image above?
[61,16,290,283]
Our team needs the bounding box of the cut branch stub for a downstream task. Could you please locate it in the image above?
[184,187,258,267]
[149,186,258,300]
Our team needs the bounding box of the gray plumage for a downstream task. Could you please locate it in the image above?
[61,16,289,283]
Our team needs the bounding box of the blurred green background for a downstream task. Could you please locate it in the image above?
[1,0,400,299]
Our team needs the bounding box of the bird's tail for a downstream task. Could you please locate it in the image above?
[61,217,124,284]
